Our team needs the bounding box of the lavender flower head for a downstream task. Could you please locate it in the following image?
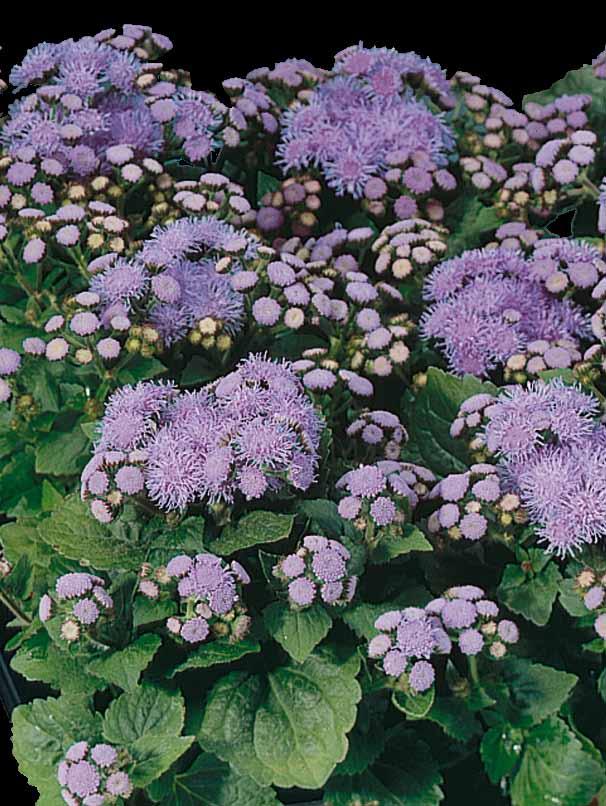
[40,573,113,644]
[161,552,251,644]
[277,70,454,198]
[58,740,131,804]
[421,247,590,377]
[429,587,519,659]
[273,535,357,608]
[337,460,435,529]
[368,607,443,690]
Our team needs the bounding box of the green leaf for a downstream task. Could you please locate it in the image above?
[0,448,42,516]
[118,355,167,384]
[253,648,361,788]
[334,700,387,776]
[404,368,496,477]
[325,729,444,806]
[180,356,218,387]
[392,686,435,719]
[103,684,186,745]
[370,524,433,564]
[41,495,147,570]
[480,724,524,785]
[133,596,178,628]
[257,171,281,204]
[445,195,502,257]
[298,498,345,538]
[199,648,362,789]
[168,638,260,677]
[263,602,332,663]
[35,428,89,476]
[87,634,162,691]
[146,516,205,566]
[426,696,481,743]
[498,550,562,626]
[198,672,275,786]
[598,669,606,703]
[11,631,104,696]
[12,696,102,802]
[558,578,589,617]
[502,659,578,728]
[210,511,294,556]
[147,751,280,805]
[80,420,100,441]
[511,717,605,806]
[129,735,195,788]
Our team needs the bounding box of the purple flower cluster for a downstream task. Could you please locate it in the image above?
[570,567,606,640]
[277,70,454,198]
[368,607,444,691]
[421,247,590,377]
[273,535,357,608]
[426,585,519,659]
[90,216,254,347]
[161,552,251,644]
[371,218,448,282]
[292,349,375,399]
[428,464,526,542]
[456,380,606,555]
[58,740,131,805]
[82,355,323,518]
[346,409,407,461]
[4,26,224,176]
[38,572,113,644]
[336,460,435,529]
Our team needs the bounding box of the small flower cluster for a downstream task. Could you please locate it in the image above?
[58,740,131,805]
[570,567,606,641]
[428,464,527,543]
[346,409,407,461]
[503,338,582,382]
[38,573,113,644]
[426,585,519,659]
[159,553,251,644]
[292,349,374,398]
[371,218,449,284]
[336,460,435,529]
[421,246,590,377]
[273,535,357,608]
[82,355,323,518]
[367,606,446,691]
[256,174,323,239]
[454,380,606,555]
[0,347,21,402]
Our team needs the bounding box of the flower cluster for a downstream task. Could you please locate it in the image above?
[346,409,407,461]
[160,552,251,644]
[4,25,225,174]
[454,379,606,555]
[82,354,323,518]
[38,573,113,644]
[421,246,590,377]
[336,460,434,530]
[273,535,358,607]
[428,464,527,543]
[58,740,131,804]
[367,607,445,690]
[371,218,449,283]
[425,585,519,659]
[277,72,454,199]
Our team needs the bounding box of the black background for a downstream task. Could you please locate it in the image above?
[1,12,604,803]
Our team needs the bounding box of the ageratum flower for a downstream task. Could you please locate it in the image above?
[82,354,323,518]
[39,572,113,644]
[421,247,590,377]
[159,552,251,644]
[337,460,435,530]
[426,586,519,659]
[428,464,527,543]
[368,607,446,690]
[273,535,358,607]
[277,72,454,198]
[57,740,131,805]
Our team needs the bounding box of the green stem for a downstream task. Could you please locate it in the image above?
[0,590,32,627]
[467,654,480,685]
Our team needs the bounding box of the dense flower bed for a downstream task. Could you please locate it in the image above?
[2,25,606,805]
